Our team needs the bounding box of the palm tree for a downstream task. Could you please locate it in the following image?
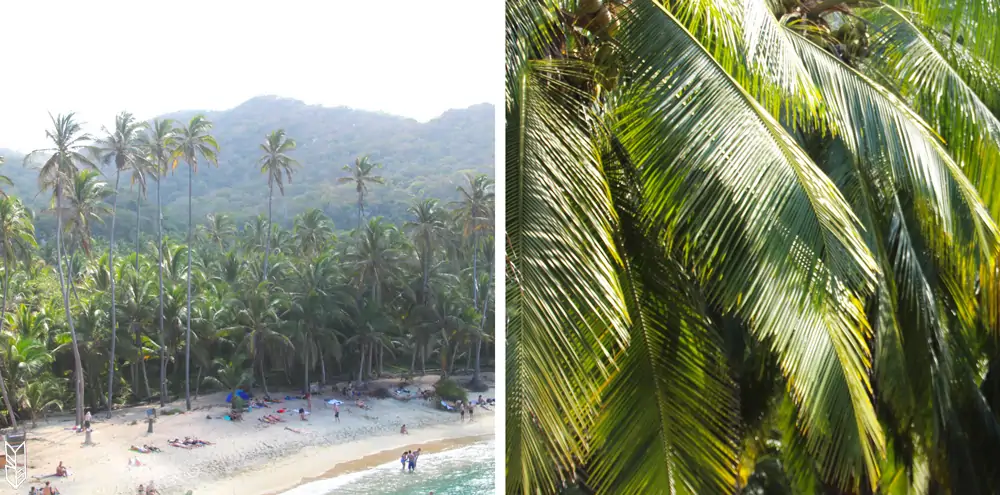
[172,115,219,411]
[508,0,1000,493]
[92,111,147,415]
[453,174,494,388]
[202,213,234,251]
[258,130,299,281]
[406,199,447,306]
[24,113,96,427]
[293,209,334,260]
[338,156,384,233]
[0,197,35,427]
[139,119,176,407]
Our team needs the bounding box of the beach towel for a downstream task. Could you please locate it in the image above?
[440,400,455,411]
[326,399,343,406]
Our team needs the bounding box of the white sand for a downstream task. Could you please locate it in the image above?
[0,375,495,495]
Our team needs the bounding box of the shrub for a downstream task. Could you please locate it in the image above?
[231,396,246,411]
[434,379,467,402]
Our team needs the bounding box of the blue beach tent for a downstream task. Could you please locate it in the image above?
[226,389,250,403]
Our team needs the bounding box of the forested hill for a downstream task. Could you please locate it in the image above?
[0,96,495,238]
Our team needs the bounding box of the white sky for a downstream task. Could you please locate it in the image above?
[0,0,498,152]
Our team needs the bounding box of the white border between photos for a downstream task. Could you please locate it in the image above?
[493,0,506,490]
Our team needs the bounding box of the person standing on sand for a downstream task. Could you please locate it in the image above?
[468,403,474,422]
[460,404,465,422]
[334,403,340,422]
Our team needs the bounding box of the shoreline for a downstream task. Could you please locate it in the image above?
[10,375,495,495]
[202,416,495,495]
[260,431,494,495]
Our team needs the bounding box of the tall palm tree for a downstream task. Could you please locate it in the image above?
[508,0,1000,493]
[92,111,146,414]
[406,199,447,306]
[24,113,96,427]
[171,115,219,411]
[258,130,298,281]
[338,156,384,233]
[0,197,35,427]
[454,174,494,387]
[139,119,176,407]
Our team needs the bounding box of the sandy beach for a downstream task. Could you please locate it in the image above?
[0,375,495,495]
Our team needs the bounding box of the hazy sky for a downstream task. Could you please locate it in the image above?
[0,0,499,152]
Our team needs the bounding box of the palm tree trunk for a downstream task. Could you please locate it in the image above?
[410,346,417,373]
[259,356,270,396]
[263,179,273,281]
[141,344,151,402]
[358,343,365,385]
[195,366,202,397]
[68,253,83,305]
[157,175,167,407]
[185,163,193,411]
[0,256,18,429]
[420,345,426,376]
[319,347,327,386]
[107,171,121,415]
[56,185,85,426]
[357,191,363,233]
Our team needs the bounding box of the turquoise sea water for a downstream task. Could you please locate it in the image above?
[280,439,495,495]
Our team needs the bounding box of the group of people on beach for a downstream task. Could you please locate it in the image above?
[27,480,60,495]
[135,480,159,494]
[401,448,422,472]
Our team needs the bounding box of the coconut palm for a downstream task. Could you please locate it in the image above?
[91,111,147,415]
[293,209,334,260]
[24,112,97,427]
[171,115,219,411]
[0,197,35,427]
[201,213,235,251]
[453,174,494,388]
[508,0,1000,493]
[406,199,448,305]
[258,130,299,281]
[338,156,384,233]
[138,118,176,407]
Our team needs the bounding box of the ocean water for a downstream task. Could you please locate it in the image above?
[280,439,495,495]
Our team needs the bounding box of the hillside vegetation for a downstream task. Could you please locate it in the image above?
[1,96,494,238]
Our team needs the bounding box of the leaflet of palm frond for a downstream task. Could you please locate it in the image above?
[506,57,629,494]
[789,30,999,265]
[866,6,1000,221]
[587,136,738,493]
[739,0,827,130]
[882,0,1000,69]
[615,1,882,488]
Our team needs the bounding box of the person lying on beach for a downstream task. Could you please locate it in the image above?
[55,461,68,476]
[130,445,151,453]
[299,408,309,421]
[168,440,193,449]
[183,436,214,446]
[355,399,369,409]
[144,444,162,453]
